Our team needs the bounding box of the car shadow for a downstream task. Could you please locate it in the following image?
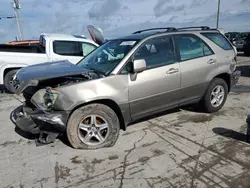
[10,105,72,147]
[128,104,204,127]
[213,127,249,143]
[0,84,11,94]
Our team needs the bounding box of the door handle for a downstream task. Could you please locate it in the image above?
[166,68,179,74]
[207,59,217,64]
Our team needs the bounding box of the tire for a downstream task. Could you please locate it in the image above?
[67,103,120,149]
[199,78,228,113]
[4,69,19,93]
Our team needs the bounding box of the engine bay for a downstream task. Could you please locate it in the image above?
[22,72,100,108]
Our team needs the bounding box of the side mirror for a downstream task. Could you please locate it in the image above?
[133,59,146,73]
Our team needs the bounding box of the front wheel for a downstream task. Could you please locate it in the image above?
[199,78,228,113]
[4,69,19,93]
[67,103,120,149]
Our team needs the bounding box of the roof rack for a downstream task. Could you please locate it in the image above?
[132,27,177,34]
[177,26,211,30]
[132,26,214,35]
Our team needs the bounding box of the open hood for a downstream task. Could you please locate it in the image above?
[87,25,106,45]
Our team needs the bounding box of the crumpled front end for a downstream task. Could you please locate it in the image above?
[12,86,72,145]
[13,104,69,134]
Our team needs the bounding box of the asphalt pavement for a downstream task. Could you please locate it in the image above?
[0,55,250,188]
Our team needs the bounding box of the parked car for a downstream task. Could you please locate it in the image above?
[243,34,250,56]
[232,37,245,51]
[0,33,98,93]
[12,25,240,149]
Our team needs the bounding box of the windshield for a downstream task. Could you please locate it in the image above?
[77,39,139,75]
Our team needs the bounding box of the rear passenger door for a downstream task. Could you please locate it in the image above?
[173,34,217,104]
[128,35,181,119]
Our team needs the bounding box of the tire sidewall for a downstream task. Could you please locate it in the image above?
[67,104,120,149]
[203,78,228,113]
[4,69,18,93]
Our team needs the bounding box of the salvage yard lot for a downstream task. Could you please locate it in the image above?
[1,56,250,188]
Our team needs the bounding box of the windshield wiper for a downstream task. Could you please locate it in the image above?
[88,67,106,77]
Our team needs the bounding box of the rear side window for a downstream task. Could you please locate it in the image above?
[174,34,213,61]
[201,33,233,50]
[53,41,82,56]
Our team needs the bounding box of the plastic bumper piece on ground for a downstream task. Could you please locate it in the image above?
[13,105,68,135]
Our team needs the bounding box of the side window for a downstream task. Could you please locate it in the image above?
[53,41,82,56]
[201,33,233,50]
[120,61,133,74]
[175,34,213,61]
[81,43,97,56]
[133,36,176,69]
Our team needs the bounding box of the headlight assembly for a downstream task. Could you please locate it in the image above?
[43,87,59,111]
[31,87,59,112]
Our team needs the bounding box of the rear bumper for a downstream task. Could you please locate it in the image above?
[12,105,69,134]
[230,70,241,87]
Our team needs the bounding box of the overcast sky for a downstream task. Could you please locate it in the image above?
[0,0,250,42]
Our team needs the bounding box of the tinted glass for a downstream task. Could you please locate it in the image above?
[53,41,82,56]
[134,36,176,69]
[175,34,213,61]
[201,33,233,50]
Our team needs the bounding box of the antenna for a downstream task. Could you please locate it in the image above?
[13,0,23,40]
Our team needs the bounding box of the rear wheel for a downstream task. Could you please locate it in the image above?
[67,103,120,149]
[199,78,228,113]
[4,69,19,93]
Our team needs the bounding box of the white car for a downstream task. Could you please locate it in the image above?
[0,33,99,92]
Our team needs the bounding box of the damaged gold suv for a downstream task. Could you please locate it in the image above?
[12,26,240,149]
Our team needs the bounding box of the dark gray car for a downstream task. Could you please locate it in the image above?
[12,26,240,149]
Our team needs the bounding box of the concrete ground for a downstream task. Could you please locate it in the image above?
[1,56,250,188]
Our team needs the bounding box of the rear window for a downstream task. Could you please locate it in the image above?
[201,33,233,50]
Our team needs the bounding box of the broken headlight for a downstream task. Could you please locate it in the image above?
[43,87,59,111]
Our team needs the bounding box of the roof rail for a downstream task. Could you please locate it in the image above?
[177,26,211,30]
[133,27,177,34]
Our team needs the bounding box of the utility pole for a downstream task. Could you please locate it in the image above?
[13,0,23,40]
[216,0,221,29]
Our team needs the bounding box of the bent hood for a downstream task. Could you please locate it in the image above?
[15,60,90,94]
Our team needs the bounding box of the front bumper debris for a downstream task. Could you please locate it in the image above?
[12,105,69,145]
[230,70,241,87]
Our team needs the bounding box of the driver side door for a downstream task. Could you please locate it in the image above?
[127,35,181,120]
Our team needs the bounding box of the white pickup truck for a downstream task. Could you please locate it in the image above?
[0,33,99,92]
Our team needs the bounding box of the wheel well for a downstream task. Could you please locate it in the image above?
[3,67,20,78]
[70,99,126,131]
[215,73,231,92]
